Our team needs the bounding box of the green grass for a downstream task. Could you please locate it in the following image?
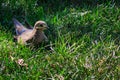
[0,0,120,80]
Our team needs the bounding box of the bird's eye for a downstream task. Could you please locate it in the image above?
[40,24,43,27]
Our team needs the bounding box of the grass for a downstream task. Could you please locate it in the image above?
[0,0,120,80]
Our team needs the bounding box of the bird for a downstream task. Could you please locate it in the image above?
[13,18,48,45]
[25,20,49,45]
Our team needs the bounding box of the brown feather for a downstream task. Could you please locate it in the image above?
[13,18,48,45]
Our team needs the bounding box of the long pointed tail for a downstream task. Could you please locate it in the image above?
[25,20,33,29]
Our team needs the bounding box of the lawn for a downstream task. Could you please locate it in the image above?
[0,0,120,80]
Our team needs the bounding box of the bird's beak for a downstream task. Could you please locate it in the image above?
[45,26,49,29]
[44,24,49,29]
[43,26,49,30]
[42,25,49,30]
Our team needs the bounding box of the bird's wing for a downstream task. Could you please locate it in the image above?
[13,18,28,35]
[24,20,33,29]
[18,29,36,42]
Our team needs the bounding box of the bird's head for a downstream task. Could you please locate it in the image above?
[34,21,49,31]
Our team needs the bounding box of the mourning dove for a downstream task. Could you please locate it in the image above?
[13,18,48,45]
[25,20,49,45]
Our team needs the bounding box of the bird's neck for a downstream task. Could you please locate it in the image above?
[32,28,37,35]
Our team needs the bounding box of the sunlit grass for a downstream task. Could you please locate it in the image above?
[0,1,120,80]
